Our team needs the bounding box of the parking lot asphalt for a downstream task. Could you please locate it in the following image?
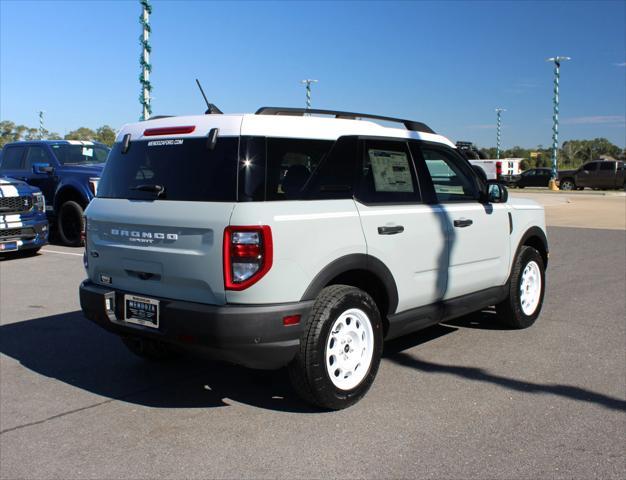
[510,190,626,230]
[1,224,625,478]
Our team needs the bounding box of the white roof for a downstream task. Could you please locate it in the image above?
[116,113,455,148]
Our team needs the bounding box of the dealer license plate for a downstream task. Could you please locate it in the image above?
[124,295,159,329]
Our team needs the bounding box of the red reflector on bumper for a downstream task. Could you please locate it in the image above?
[282,315,301,326]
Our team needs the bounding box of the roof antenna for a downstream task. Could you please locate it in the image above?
[195,78,223,115]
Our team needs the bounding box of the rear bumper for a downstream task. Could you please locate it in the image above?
[79,281,313,369]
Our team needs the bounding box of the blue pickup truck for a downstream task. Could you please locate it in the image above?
[0,140,110,246]
[0,176,48,255]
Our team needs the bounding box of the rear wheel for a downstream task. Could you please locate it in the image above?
[57,200,85,247]
[288,285,383,410]
[121,337,181,361]
[559,179,575,190]
[496,246,545,328]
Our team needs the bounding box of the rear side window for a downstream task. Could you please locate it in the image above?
[1,146,25,170]
[304,136,359,200]
[582,163,598,172]
[599,162,614,170]
[97,137,238,202]
[357,140,421,203]
[266,138,333,200]
[238,137,334,201]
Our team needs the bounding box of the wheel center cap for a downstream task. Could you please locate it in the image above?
[344,344,350,353]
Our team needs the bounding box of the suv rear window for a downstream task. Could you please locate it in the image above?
[97,137,238,202]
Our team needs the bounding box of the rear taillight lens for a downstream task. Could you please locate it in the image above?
[223,226,273,290]
[496,161,502,175]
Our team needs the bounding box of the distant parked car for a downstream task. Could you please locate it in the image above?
[0,140,110,246]
[507,168,552,188]
[0,176,48,255]
[558,161,625,191]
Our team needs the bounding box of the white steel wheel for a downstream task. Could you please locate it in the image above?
[325,308,374,390]
[519,260,542,316]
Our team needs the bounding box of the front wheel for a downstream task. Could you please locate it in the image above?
[496,246,546,329]
[559,179,575,191]
[288,285,383,410]
[57,200,85,247]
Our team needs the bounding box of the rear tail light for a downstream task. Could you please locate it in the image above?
[223,226,273,290]
[496,161,502,176]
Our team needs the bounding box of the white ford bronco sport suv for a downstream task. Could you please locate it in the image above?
[79,107,548,409]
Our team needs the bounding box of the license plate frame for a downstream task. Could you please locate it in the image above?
[0,242,18,252]
[124,295,160,329]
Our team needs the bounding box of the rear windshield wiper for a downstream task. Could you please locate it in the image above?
[130,184,165,198]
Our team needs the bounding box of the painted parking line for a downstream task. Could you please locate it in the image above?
[41,249,84,257]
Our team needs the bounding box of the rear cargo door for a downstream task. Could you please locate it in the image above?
[85,135,240,305]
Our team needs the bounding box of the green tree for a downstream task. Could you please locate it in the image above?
[95,125,116,146]
[64,127,97,141]
[0,121,29,146]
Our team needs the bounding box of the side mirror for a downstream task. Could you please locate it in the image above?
[33,163,54,174]
[485,180,508,203]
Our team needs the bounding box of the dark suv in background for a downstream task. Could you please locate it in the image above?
[0,140,110,246]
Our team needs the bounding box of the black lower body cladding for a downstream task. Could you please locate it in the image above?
[79,281,314,369]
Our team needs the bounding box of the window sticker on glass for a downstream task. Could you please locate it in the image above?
[82,147,94,157]
[368,149,414,193]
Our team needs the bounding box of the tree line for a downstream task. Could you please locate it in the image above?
[0,120,117,147]
[1,119,624,171]
[477,138,625,170]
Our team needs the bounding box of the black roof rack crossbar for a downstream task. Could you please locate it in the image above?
[255,107,435,134]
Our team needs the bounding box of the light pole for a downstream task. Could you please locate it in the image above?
[546,56,571,190]
[38,111,45,139]
[139,0,152,121]
[495,108,506,159]
[300,79,318,110]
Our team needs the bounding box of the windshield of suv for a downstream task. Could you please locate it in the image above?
[97,137,238,202]
[51,144,110,165]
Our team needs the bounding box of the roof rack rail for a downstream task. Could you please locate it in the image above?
[255,107,435,134]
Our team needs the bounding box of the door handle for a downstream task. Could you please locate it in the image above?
[453,218,473,228]
[378,225,404,235]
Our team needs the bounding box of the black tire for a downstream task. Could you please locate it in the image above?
[57,200,85,247]
[559,178,575,191]
[288,285,383,410]
[121,336,181,361]
[496,246,545,329]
